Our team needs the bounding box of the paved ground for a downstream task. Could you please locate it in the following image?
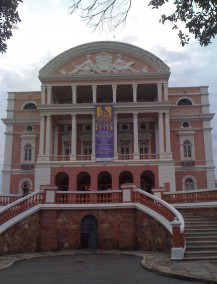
[0,250,216,283]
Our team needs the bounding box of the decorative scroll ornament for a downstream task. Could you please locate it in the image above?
[60,52,148,75]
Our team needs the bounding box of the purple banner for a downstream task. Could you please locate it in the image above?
[95,105,114,161]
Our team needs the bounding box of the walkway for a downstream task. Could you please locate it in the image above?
[0,251,216,283]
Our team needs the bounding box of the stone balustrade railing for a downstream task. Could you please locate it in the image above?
[56,190,122,204]
[163,188,217,204]
[40,154,160,162]
[0,191,44,225]
[0,195,20,206]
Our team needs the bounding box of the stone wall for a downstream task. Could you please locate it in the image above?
[135,210,171,251]
[0,208,172,256]
[0,212,41,255]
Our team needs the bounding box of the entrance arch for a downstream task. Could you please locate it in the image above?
[140,171,155,193]
[77,172,91,191]
[98,171,112,190]
[55,172,69,191]
[119,171,133,188]
[80,215,98,249]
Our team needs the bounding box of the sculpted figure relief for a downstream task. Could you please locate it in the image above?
[60,53,148,75]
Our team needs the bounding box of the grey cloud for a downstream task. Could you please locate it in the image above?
[0,54,53,192]
[154,41,217,176]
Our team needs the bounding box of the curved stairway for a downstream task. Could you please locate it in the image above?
[179,209,217,260]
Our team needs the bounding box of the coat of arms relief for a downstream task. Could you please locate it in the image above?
[60,52,148,75]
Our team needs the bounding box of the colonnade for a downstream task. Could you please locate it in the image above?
[38,111,171,161]
[41,83,169,105]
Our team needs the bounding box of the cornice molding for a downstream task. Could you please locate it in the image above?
[39,72,170,83]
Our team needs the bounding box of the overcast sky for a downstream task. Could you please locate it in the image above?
[0,0,217,192]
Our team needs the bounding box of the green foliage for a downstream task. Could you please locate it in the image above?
[0,0,22,53]
[149,0,217,46]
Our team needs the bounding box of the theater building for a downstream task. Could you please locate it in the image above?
[1,41,215,195]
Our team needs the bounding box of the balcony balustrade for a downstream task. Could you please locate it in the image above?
[40,153,161,162]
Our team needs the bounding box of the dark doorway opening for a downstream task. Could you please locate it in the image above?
[77,172,91,191]
[140,171,155,194]
[55,172,69,191]
[98,171,112,190]
[81,215,98,249]
[119,171,133,188]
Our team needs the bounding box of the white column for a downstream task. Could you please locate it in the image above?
[92,114,96,160]
[163,82,168,101]
[92,85,97,103]
[72,85,77,104]
[39,115,45,156]
[70,114,77,160]
[157,83,162,102]
[112,84,117,103]
[41,86,46,105]
[54,125,58,156]
[133,113,139,159]
[165,113,172,158]
[47,86,52,104]
[133,84,137,103]
[114,113,118,159]
[45,115,51,156]
[158,113,165,158]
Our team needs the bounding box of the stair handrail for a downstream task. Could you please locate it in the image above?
[0,191,44,225]
[134,188,185,233]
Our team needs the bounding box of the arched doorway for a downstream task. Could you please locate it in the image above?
[140,171,155,194]
[98,171,112,190]
[119,171,133,188]
[80,215,98,249]
[55,172,69,191]
[77,172,91,191]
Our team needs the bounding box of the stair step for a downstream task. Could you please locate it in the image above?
[186,236,217,242]
[186,245,217,251]
[185,228,217,232]
[184,256,217,260]
[187,240,217,246]
[185,250,217,257]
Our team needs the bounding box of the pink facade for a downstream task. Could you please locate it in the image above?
[1,41,215,195]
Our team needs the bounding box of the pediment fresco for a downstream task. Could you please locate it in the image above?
[58,52,149,75]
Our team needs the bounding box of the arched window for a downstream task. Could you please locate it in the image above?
[139,141,149,155]
[120,141,130,155]
[83,142,92,156]
[177,98,193,106]
[77,172,91,191]
[23,103,37,110]
[24,143,32,161]
[183,140,192,158]
[98,171,112,190]
[184,177,195,191]
[119,171,133,188]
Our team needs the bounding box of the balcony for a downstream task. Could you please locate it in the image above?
[38,153,161,163]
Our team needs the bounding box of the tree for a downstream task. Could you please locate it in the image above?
[0,0,22,53]
[69,0,217,46]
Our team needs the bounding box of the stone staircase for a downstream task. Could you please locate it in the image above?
[179,209,217,260]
